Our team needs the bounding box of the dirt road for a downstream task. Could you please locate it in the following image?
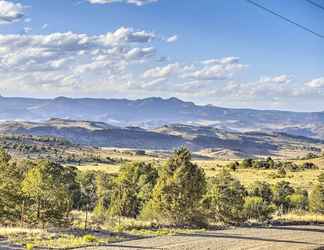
[82,225,324,250]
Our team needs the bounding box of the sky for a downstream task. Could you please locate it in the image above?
[0,0,323,111]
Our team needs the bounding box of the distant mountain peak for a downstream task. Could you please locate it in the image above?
[0,96,323,139]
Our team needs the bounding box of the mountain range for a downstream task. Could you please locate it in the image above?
[0,96,323,139]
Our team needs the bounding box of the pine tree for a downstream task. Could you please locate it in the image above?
[109,162,158,218]
[0,148,24,223]
[143,148,206,225]
[203,169,246,225]
[21,161,73,226]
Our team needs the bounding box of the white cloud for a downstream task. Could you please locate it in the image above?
[125,47,155,60]
[99,26,155,45]
[142,57,247,83]
[0,0,25,24]
[259,75,292,84]
[166,35,178,43]
[87,0,158,6]
[202,57,240,65]
[0,27,161,94]
[305,77,324,88]
[143,63,180,78]
[182,57,247,81]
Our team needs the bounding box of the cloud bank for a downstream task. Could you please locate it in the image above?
[0,0,25,24]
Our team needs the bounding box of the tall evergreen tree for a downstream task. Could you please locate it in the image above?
[109,162,158,218]
[0,148,24,223]
[203,169,246,225]
[143,148,206,225]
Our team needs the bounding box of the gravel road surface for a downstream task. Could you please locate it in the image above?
[1,225,324,250]
[79,225,324,250]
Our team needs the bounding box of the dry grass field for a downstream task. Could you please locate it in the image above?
[75,150,324,192]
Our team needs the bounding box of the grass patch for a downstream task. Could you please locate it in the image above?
[274,212,324,224]
[0,227,122,249]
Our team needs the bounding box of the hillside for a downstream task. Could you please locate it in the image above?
[0,96,323,139]
[1,119,323,159]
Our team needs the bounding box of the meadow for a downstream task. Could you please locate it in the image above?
[75,151,324,192]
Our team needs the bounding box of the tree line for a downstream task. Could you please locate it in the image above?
[0,147,324,228]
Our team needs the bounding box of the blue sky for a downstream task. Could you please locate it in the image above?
[0,0,323,111]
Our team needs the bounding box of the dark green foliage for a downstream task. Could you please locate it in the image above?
[302,162,318,170]
[288,191,308,211]
[277,167,287,177]
[78,171,98,212]
[93,172,114,222]
[0,149,24,223]
[273,181,295,214]
[248,181,273,204]
[239,158,317,171]
[309,174,324,213]
[96,172,114,210]
[228,161,239,171]
[244,196,275,222]
[109,162,158,218]
[309,185,324,213]
[241,159,253,168]
[203,169,246,225]
[21,160,78,226]
[144,148,206,225]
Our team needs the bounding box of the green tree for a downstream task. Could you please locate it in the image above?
[309,185,324,213]
[93,172,114,223]
[273,181,295,214]
[144,148,206,225]
[248,181,273,204]
[109,162,158,218]
[241,159,253,168]
[266,157,275,169]
[244,196,274,222]
[21,161,75,226]
[288,188,308,211]
[203,169,246,225]
[78,171,98,211]
[77,171,98,230]
[309,176,324,214]
[0,149,24,223]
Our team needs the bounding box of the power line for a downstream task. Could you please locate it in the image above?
[245,0,324,39]
[305,0,324,11]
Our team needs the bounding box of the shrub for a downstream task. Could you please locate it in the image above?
[273,181,295,214]
[309,184,324,214]
[203,169,246,225]
[278,167,287,177]
[241,159,253,168]
[248,181,273,204]
[288,193,308,211]
[302,162,318,170]
[25,243,34,250]
[228,161,239,171]
[244,196,274,222]
[83,234,98,243]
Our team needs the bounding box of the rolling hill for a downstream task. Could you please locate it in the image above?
[0,118,322,159]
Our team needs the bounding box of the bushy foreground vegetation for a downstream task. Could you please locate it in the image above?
[1,147,324,248]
